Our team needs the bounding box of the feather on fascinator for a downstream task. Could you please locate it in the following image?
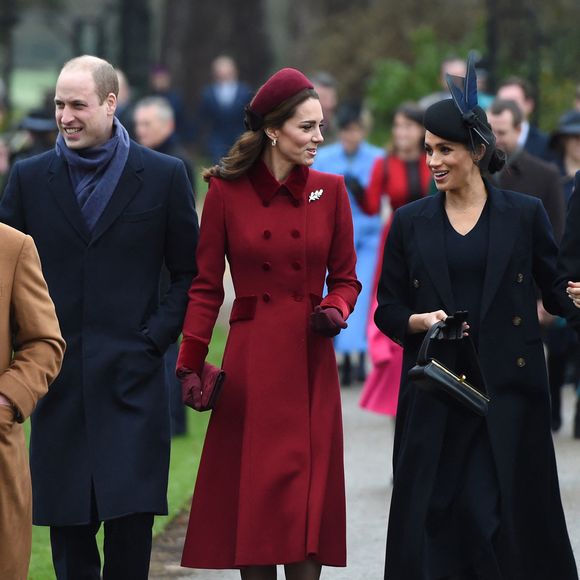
[445,51,495,149]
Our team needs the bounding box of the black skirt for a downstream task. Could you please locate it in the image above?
[424,408,501,579]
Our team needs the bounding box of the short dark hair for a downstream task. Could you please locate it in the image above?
[489,98,524,127]
[61,55,119,104]
[498,76,534,101]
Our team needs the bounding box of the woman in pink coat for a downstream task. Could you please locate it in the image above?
[359,103,431,416]
[177,68,361,580]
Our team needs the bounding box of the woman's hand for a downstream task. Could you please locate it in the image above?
[567,282,580,309]
[407,310,448,334]
[310,306,348,337]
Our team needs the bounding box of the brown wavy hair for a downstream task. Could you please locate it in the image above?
[202,88,319,182]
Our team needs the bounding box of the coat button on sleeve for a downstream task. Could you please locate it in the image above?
[291,229,300,239]
[413,279,420,288]
[516,273,524,283]
[263,230,272,239]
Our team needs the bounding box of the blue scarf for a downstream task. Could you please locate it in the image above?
[55,117,131,232]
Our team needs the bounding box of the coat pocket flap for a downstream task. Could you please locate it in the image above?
[229,295,258,324]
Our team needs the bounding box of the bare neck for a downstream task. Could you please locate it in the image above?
[262,148,293,182]
[564,154,580,178]
[444,175,487,211]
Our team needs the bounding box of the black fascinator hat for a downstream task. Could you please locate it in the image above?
[424,52,505,174]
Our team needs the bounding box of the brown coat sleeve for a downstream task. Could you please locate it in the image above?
[0,234,66,421]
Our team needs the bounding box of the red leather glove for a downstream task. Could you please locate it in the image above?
[310,305,348,337]
[177,367,203,410]
[177,363,226,412]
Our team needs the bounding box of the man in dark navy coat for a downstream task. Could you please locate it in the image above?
[496,76,554,162]
[0,55,199,579]
[195,55,253,163]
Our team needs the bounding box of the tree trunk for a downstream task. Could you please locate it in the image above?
[119,0,152,95]
[161,0,272,113]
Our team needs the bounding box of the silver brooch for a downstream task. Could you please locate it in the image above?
[308,189,324,203]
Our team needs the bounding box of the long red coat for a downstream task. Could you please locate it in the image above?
[178,160,361,568]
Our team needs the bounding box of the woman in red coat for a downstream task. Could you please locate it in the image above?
[359,103,431,417]
[177,68,361,580]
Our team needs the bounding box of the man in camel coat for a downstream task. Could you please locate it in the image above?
[0,222,65,579]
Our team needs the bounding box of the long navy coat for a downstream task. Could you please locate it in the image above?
[375,183,580,580]
[0,143,199,525]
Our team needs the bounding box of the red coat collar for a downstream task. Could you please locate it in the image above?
[247,159,309,205]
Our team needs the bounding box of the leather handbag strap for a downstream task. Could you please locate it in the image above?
[417,320,445,365]
[416,317,488,396]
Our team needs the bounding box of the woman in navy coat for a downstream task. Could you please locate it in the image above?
[375,58,580,580]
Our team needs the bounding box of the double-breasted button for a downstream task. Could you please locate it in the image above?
[516,357,526,367]
[262,293,271,303]
[292,261,302,271]
[516,273,524,283]
[291,199,300,208]
[262,262,271,271]
[413,279,420,289]
[291,229,301,239]
[262,200,270,208]
[512,315,523,326]
[263,230,272,240]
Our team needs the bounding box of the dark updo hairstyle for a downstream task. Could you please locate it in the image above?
[423,98,506,175]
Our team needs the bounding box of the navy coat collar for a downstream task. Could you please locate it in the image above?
[413,181,519,323]
[47,141,144,245]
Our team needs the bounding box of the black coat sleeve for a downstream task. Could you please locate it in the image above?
[143,160,199,353]
[532,193,580,330]
[0,161,26,231]
[542,164,566,243]
[558,171,580,281]
[374,210,415,345]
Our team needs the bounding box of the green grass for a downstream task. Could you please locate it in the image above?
[27,326,227,579]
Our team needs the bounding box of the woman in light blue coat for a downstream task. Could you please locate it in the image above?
[314,104,383,384]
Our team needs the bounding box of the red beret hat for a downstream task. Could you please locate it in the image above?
[244,68,314,131]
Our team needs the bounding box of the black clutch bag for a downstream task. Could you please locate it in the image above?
[408,312,490,416]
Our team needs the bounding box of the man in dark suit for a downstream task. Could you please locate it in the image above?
[487,98,565,240]
[496,76,553,162]
[0,55,199,579]
[134,95,195,188]
[196,55,253,163]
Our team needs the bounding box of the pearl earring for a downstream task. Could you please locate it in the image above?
[271,138,277,147]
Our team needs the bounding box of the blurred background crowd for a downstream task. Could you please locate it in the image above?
[1,0,580,437]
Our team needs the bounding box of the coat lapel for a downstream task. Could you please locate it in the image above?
[480,184,519,322]
[90,144,144,245]
[47,154,91,244]
[414,194,456,313]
